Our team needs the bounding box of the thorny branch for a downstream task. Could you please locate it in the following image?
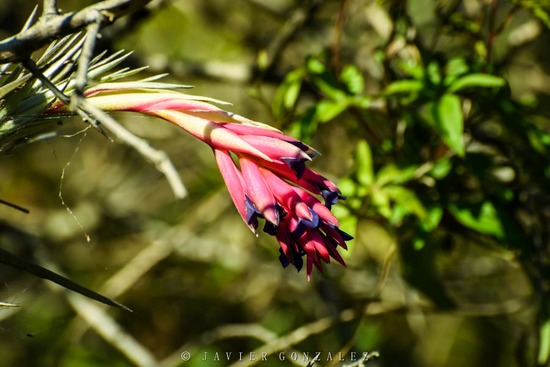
[0,0,151,63]
[14,1,187,199]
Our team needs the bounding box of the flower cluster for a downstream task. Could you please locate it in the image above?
[48,83,352,278]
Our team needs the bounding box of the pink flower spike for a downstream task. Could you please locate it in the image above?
[291,186,339,227]
[44,80,352,280]
[325,240,346,266]
[306,230,331,263]
[154,110,272,162]
[321,224,351,250]
[240,135,312,162]
[238,155,280,225]
[260,168,315,224]
[221,123,320,157]
[85,92,223,113]
[303,242,318,280]
[214,149,257,233]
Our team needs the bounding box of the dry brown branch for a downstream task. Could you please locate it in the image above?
[0,0,151,63]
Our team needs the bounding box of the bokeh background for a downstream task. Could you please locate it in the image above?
[0,0,549,366]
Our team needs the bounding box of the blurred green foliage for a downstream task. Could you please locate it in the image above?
[1,0,550,367]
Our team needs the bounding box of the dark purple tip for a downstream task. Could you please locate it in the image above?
[278,248,290,268]
[321,189,339,208]
[278,243,304,272]
[293,253,303,272]
[300,208,319,229]
[281,158,308,180]
[263,222,278,236]
[337,228,354,241]
[286,140,310,153]
[245,196,261,229]
[290,221,306,239]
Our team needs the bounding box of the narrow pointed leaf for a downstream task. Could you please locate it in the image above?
[0,247,131,311]
[448,73,505,92]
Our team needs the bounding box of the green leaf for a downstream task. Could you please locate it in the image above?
[427,61,442,86]
[448,201,504,239]
[384,80,424,95]
[431,94,465,156]
[420,206,443,232]
[306,58,348,101]
[306,57,327,74]
[272,69,304,118]
[538,318,550,365]
[316,99,348,123]
[356,140,374,187]
[384,185,427,220]
[340,65,365,95]
[448,73,505,92]
[445,58,469,79]
[430,158,453,179]
[371,187,392,219]
[376,164,418,186]
[289,106,319,141]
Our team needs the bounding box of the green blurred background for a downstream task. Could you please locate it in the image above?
[1,0,549,366]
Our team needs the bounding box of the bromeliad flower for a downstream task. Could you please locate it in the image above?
[46,82,352,279]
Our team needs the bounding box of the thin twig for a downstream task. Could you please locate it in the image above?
[42,0,59,18]
[72,21,102,102]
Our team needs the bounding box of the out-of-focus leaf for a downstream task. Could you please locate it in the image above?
[443,58,469,85]
[371,187,392,219]
[448,73,505,92]
[427,61,441,86]
[430,158,453,179]
[306,57,326,74]
[448,201,504,239]
[272,68,304,118]
[290,106,319,141]
[431,94,465,156]
[384,80,424,95]
[420,206,444,232]
[338,177,357,198]
[340,65,365,95]
[313,78,348,102]
[538,318,550,365]
[384,185,427,220]
[396,59,424,79]
[376,164,418,186]
[307,58,348,101]
[316,99,348,123]
[356,140,374,187]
